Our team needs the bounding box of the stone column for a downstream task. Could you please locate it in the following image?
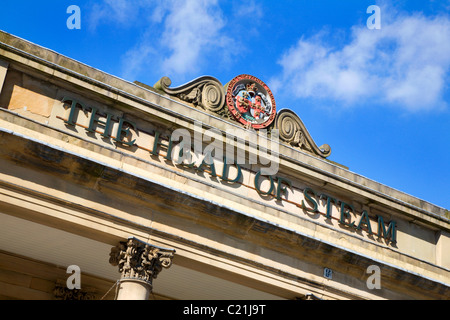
[109,237,175,300]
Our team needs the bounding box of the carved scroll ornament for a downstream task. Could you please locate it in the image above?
[275,109,331,158]
[152,74,332,159]
[154,76,226,115]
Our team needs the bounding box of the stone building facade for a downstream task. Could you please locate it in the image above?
[0,30,448,300]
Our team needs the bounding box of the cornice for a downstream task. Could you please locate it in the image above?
[0,29,447,223]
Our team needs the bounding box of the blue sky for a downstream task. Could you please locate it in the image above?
[1,0,449,210]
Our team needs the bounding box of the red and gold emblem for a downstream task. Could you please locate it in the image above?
[226,74,277,129]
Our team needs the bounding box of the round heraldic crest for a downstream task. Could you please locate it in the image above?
[226,74,277,129]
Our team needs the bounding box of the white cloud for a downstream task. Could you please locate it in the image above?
[158,0,231,76]
[271,10,450,112]
[89,0,234,80]
[88,0,144,30]
[120,39,156,81]
[232,0,263,19]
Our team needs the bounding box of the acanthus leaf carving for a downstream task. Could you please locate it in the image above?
[53,280,96,300]
[109,237,175,289]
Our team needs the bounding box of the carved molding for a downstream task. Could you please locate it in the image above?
[275,109,331,158]
[0,59,8,95]
[154,76,229,117]
[152,75,332,158]
[53,280,96,300]
[109,237,175,289]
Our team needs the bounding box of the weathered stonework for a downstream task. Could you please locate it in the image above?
[53,280,96,300]
[109,237,175,289]
[275,109,331,158]
[0,30,448,300]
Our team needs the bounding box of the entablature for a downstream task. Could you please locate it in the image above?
[0,30,449,294]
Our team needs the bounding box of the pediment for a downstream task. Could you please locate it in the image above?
[146,74,331,159]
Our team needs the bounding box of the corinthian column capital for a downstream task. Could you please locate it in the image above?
[109,237,175,290]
